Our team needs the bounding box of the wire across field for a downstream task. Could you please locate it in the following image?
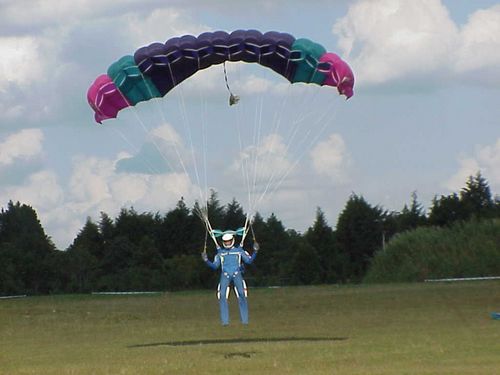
[1,282,499,374]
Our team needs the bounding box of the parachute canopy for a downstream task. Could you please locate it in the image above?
[87,29,354,124]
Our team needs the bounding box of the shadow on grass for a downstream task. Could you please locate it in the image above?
[128,336,348,348]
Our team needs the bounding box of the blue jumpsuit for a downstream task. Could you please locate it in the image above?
[204,246,257,325]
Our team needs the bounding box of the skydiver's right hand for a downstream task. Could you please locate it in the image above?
[201,252,208,262]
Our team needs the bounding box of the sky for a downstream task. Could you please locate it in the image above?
[0,0,499,250]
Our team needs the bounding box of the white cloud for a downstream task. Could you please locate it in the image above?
[0,128,44,166]
[0,36,45,89]
[455,5,500,84]
[124,7,209,47]
[115,123,191,174]
[67,153,198,211]
[131,173,195,208]
[68,156,113,208]
[229,133,293,183]
[333,0,500,89]
[67,153,202,241]
[0,170,68,245]
[108,172,148,204]
[0,1,93,29]
[0,0,156,31]
[310,133,350,183]
[0,30,66,123]
[334,0,459,85]
[150,123,183,146]
[445,138,500,192]
[236,75,289,95]
[0,170,64,209]
[64,155,201,237]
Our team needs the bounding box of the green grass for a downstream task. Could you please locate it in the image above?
[1,282,500,374]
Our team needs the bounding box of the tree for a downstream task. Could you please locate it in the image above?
[165,254,207,290]
[98,212,115,244]
[429,172,496,226]
[335,194,384,281]
[158,198,198,258]
[65,245,98,293]
[68,217,103,259]
[428,193,466,226]
[0,201,56,294]
[397,191,427,231]
[127,236,166,290]
[288,239,321,285]
[114,207,160,245]
[98,235,138,291]
[205,190,225,230]
[64,217,103,292]
[223,198,246,231]
[0,242,24,294]
[304,207,338,283]
[249,213,291,285]
[460,172,495,219]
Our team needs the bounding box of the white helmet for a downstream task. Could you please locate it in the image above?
[222,233,235,249]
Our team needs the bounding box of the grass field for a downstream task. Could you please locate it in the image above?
[1,282,500,374]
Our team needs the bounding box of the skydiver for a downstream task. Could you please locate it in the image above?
[202,232,259,325]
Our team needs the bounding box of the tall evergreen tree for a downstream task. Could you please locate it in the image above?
[398,191,427,230]
[65,245,98,293]
[335,194,384,281]
[206,190,225,230]
[249,213,291,285]
[429,173,496,226]
[68,217,103,259]
[429,193,465,226]
[158,198,197,257]
[98,212,115,244]
[304,207,338,283]
[65,217,102,292]
[98,235,138,291]
[460,172,495,219]
[288,238,321,285]
[223,198,246,231]
[114,207,159,245]
[127,236,166,290]
[0,242,24,294]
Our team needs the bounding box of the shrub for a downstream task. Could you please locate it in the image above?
[365,219,500,283]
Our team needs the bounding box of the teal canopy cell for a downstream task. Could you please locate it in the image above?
[291,38,327,85]
[107,55,161,105]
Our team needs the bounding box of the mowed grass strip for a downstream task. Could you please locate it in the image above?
[1,282,499,375]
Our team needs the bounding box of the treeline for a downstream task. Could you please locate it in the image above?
[0,172,499,295]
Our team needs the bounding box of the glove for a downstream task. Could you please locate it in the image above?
[253,242,260,252]
[201,252,208,262]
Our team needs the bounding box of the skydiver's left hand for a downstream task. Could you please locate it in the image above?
[253,242,260,252]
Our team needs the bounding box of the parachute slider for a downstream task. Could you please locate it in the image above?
[223,61,240,106]
[229,93,240,106]
[211,228,246,238]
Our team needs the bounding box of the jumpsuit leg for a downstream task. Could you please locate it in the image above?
[233,273,249,324]
[217,274,231,325]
